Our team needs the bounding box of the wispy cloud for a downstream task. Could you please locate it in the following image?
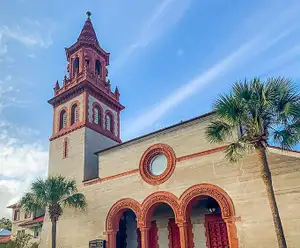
[0,24,53,48]
[123,8,300,138]
[111,0,191,73]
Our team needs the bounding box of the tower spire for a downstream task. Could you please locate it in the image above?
[77,11,99,45]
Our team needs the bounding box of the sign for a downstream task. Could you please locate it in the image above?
[89,239,105,248]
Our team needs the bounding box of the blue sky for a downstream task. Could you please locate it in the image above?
[0,0,300,216]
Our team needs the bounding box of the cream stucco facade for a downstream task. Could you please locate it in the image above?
[38,14,300,248]
[40,113,300,248]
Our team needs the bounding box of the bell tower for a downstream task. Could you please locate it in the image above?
[48,12,124,183]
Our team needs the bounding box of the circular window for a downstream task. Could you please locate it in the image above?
[149,154,168,176]
[139,144,176,185]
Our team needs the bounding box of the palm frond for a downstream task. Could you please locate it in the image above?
[61,193,87,210]
[224,142,250,163]
[214,93,243,124]
[206,120,234,143]
[272,120,300,150]
[20,192,43,214]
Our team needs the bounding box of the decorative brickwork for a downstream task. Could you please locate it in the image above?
[106,198,142,231]
[139,143,176,185]
[105,184,239,248]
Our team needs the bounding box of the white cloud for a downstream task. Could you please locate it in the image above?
[0,25,52,48]
[0,121,48,218]
[111,0,191,73]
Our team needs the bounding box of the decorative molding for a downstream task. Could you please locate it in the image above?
[105,198,142,231]
[104,109,115,134]
[92,102,104,127]
[83,146,228,186]
[69,100,81,125]
[140,191,180,227]
[176,146,227,162]
[179,184,235,220]
[50,122,85,141]
[101,169,139,183]
[105,183,239,248]
[139,143,176,185]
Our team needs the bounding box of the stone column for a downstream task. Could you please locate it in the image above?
[177,221,189,248]
[107,230,117,248]
[139,226,150,248]
[224,217,239,248]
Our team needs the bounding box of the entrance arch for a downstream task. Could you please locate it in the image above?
[140,191,180,227]
[179,184,238,248]
[106,198,142,248]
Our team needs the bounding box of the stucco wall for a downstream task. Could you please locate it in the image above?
[40,115,300,248]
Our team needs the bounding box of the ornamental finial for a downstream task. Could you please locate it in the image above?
[86,11,92,19]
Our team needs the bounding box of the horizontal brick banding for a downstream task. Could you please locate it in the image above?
[176,146,228,162]
[83,146,227,186]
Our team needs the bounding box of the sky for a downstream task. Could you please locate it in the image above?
[1,0,300,218]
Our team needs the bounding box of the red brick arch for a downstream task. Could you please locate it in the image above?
[179,183,235,220]
[105,198,142,231]
[179,184,238,248]
[140,191,180,227]
[106,184,239,248]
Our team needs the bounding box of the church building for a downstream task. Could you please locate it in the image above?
[38,13,300,248]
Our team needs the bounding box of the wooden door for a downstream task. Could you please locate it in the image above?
[205,214,229,248]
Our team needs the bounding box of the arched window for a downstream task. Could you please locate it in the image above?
[95,60,102,78]
[59,110,67,130]
[71,104,79,125]
[105,113,113,133]
[93,106,102,126]
[73,57,80,76]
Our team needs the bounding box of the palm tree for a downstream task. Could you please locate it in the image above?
[206,77,300,248]
[20,176,87,248]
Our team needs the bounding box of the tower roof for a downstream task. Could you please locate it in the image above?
[77,13,99,46]
[65,12,109,63]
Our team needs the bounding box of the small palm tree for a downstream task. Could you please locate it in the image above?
[20,176,87,248]
[206,77,300,248]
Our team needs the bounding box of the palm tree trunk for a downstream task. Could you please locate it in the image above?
[51,219,57,248]
[255,145,287,248]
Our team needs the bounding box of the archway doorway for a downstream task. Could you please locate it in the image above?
[188,196,229,248]
[141,192,181,248]
[106,198,142,248]
[179,184,238,248]
[116,210,138,248]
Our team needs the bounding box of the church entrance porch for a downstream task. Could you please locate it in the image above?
[106,184,239,248]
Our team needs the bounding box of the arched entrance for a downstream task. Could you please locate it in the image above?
[106,198,142,248]
[106,184,238,248]
[179,184,238,248]
[140,192,181,248]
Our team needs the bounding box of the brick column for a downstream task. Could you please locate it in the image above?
[177,222,189,248]
[107,230,117,248]
[224,217,239,248]
[139,226,150,248]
